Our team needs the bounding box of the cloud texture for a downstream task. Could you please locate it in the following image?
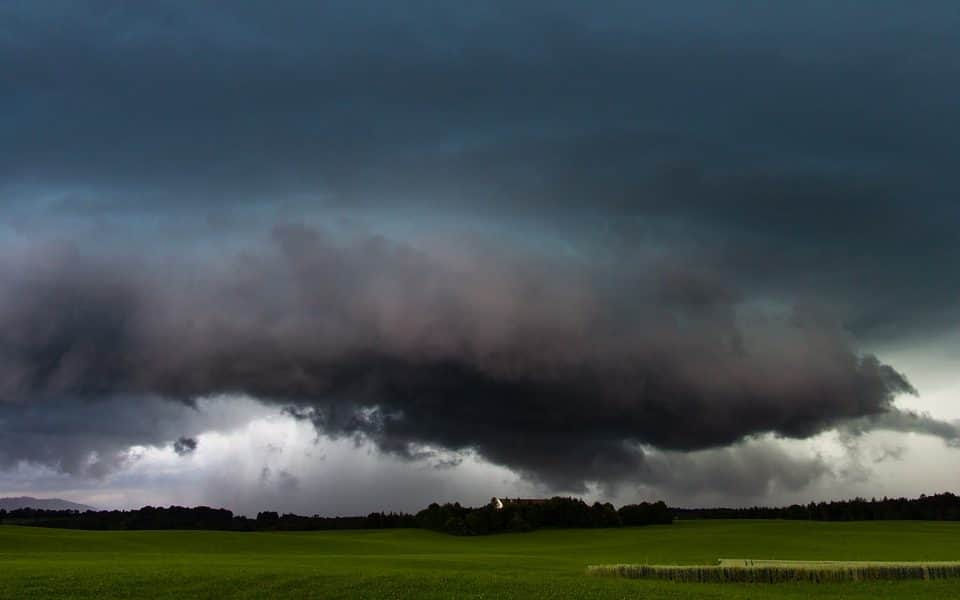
[1,1,958,501]
[0,228,918,489]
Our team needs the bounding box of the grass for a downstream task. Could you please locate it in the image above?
[3,520,960,598]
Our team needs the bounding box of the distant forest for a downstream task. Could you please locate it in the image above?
[675,492,960,521]
[2,493,959,536]
[0,497,669,535]
[415,498,672,535]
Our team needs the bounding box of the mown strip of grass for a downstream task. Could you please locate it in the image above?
[588,560,960,583]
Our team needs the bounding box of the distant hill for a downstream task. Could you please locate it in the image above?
[0,497,95,511]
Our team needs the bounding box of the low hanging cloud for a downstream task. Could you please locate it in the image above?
[172,437,199,456]
[638,441,833,500]
[844,410,960,447]
[0,225,926,490]
[0,394,273,477]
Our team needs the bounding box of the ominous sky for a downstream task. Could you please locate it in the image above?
[2,1,959,514]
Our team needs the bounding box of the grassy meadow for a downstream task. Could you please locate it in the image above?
[3,520,960,599]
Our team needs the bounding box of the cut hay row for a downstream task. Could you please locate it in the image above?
[717,558,960,568]
[587,561,960,583]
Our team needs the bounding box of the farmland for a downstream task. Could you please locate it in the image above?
[3,520,960,599]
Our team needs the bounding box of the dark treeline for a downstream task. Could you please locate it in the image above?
[4,493,958,534]
[252,510,417,531]
[0,497,670,535]
[0,505,415,532]
[674,493,960,521]
[415,498,672,536]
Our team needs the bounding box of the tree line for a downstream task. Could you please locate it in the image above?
[3,492,958,534]
[415,498,672,535]
[0,497,670,534]
[674,492,960,522]
[0,505,415,531]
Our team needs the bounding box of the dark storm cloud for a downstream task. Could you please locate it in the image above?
[0,394,264,476]
[172,437,198,456]
[2,1,958,341]
[640,443,833,500]
[845,410,960,447]
[0,230,923,489]
[1,2,958,493]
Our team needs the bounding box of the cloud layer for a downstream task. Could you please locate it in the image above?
[1,2,958,501]
[0,228,919,489]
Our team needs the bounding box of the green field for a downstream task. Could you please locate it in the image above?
[3,520,960,599]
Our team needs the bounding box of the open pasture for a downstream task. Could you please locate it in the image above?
[3,520,960,598]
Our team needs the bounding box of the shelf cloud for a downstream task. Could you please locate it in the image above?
[1,1,958,504]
